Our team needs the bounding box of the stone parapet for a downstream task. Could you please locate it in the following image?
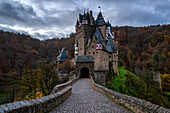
[90,76,170,113]
[0,76,80,113]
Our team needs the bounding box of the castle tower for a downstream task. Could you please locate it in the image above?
[74,9,119,86]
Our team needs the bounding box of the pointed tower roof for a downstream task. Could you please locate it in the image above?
[96,11,106,26]
[94,28,105,42]
[82,12,87,20]
[106,36,116,53]
[76,19,79,26]
[56,48,68,62]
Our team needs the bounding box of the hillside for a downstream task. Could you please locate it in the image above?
[0,30,75,104]
[115,24,170,74]
[106,66,170,108]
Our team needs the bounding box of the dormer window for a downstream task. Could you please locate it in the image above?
[96,44,102,50]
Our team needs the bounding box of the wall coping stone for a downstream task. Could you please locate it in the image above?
[0,76,79,113]
[90,76,170,113]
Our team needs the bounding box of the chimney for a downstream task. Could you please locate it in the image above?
[79,14,81,23]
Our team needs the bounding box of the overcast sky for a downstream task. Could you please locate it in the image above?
[0,0,170,40]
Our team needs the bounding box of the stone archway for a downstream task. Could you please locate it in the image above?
[80,67,89,78]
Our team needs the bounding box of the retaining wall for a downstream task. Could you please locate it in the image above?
[0,76,80,113]
[90,76,170,113]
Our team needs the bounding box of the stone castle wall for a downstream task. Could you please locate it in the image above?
[90,76,170,113]
[75,62,94,76]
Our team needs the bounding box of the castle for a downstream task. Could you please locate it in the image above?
[74,10,119,86]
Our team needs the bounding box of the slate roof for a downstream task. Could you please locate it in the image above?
[75,55,94,63]
[79,15,82,23]
[106,35,116,53]
[56,48,68,62]
[96,12,106,26]
[76,19,79,26]
[94,29,105,42]
[82,12,87,20]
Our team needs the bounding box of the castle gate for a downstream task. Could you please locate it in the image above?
[75,55,94,77]
[80,67,89,78]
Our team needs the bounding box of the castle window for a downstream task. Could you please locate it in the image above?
[96,52,98,54]
[94,41,95,43]
[93,52,95,54]
[89,52,90,54]
[92,46,94,48]
[109,55,111,58]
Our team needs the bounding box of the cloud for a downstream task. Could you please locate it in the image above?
[0,0,169,40]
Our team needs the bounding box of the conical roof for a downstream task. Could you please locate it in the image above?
[82,12,87,20]
[106,35,116,53]
[76,19,79,26]
[96,11,106,26]
[97,11,104,20]
[56,48,68,61]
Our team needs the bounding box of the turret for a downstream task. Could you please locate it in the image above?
[96,11,106,26]
[78,14,82,27]
[82,12,88,25]
[75,19,79,31]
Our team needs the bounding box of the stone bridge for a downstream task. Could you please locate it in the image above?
[51,78,131,113]
[0,75,170,113]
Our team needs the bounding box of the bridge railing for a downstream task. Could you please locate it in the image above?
[90,76,170,113]
[0,75,80,113]
[51,75,80,94]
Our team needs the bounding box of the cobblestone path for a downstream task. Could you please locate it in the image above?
[51,78,131,113]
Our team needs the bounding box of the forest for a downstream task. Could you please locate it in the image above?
[0,30,75,104]
[106,24,170,108]
[0,24,169,107]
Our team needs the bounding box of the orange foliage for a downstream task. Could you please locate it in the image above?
[12,37,18,42]
[27,37,31,40]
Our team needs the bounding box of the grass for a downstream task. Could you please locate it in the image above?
[106,66,141,95]
[164,92,170,96]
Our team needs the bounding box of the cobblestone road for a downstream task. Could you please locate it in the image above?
[51,78,131,113]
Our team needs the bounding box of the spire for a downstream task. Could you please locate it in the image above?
[82,11,88,25]
[82,11,87,20]
[97,11,104,20]
[76,18,79,26]
[96,11,106,26]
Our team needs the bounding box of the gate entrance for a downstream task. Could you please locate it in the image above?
[80,67,89,78]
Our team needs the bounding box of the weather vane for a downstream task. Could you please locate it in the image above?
[98,6,101,12]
